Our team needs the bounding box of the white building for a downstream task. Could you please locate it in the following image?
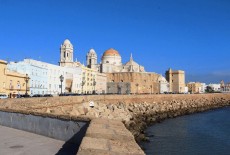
[7,59,48,95]
[46,63,66,95]
[208,83,221,92]
[8,58,84,95]
[184,86,189,94]
[158,75,169,94]
[200,83,207,93]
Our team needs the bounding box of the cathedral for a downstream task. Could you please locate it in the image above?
[86,48,145,73]
[59,39,169,94]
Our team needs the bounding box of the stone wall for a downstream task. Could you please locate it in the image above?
[107,72,160,94]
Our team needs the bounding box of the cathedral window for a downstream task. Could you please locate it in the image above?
[106,61,109,63]
[67,53,69,57]
[64,52,66,58]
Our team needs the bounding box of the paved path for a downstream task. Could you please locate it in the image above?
[0,125,67,155]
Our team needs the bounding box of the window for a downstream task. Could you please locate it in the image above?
[17,81,21,89]
[106,61,109,63]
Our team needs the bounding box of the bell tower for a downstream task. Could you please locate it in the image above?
[86,49,97,69]
[59,39,74,67]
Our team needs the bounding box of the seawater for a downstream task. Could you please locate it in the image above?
[140,107,230,155]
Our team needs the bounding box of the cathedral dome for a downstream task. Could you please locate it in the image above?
[103,48,120,57]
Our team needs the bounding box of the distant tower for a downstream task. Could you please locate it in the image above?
[86,49,97,69]
[165,68,185,93]
[59,39,74,67]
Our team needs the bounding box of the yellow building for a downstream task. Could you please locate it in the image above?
[165,68,185,93]
[81,66,107,94]
[0,60,29,98]
[186,82,201,94]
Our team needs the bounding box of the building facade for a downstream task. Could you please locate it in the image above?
[107,72,161,94]
[46,62,66,95]
[0,60,28,97]
[220,80,230,93]
[158,75,169,94]
[96,72,107,94]
[165,68,185,93]
[200,83,207,93]
[208,83,221,92]
[7,59,48,95]
[186,82,202,94]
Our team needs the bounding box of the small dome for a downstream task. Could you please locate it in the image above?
[103,48,120,57]
[63,39,72,45]
[89,48,96,54]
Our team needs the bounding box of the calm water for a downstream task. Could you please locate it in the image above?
[140,107,230,155]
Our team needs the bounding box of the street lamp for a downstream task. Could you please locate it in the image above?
[150,85,153,94]
[93,79,96,94]
[25,74,30,95]
[107,86,110,94]
[126,83,130,94]
[81,80,85,95]
[59,75,64,95]
[135,83,139,94]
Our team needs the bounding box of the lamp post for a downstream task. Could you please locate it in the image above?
[107,86,110,94]
[25,74,30,95]
[81,80,85,95]
[150,85,152,94]
[135,83,139,94]
[126,83,130,94]
[59,75,64,95]
[93,79,96,94]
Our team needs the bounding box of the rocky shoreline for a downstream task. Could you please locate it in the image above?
[122,95,230,142]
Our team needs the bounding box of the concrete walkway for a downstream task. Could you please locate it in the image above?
[0,125,66,155]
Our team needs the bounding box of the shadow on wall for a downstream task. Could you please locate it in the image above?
[56,122,89,155]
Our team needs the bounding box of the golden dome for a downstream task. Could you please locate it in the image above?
[103,48,120,56]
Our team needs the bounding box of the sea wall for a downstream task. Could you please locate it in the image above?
[0,93,230,142]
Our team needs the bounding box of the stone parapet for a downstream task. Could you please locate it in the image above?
[77,118,145,155]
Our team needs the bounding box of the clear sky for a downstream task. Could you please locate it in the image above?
[0,0,229,83]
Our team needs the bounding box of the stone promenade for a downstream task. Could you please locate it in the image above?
[77,118,145,155]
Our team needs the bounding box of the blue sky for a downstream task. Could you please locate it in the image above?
[0,0,229,83]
